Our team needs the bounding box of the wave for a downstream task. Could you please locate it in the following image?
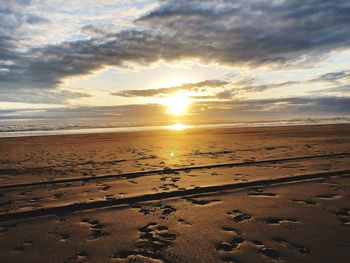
[0,116,350,138]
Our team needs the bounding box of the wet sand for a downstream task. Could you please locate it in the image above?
[0,124,349,262]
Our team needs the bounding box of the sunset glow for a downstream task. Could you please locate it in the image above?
[161,94,192,115]
[1,1,350,262]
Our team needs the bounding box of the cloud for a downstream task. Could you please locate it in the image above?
[195,96,350,119]
[25,14,50,25]
[113,79,228,97]
[0,87,90,104]
[1,0,350,90]
[317,70,350,82]
[308,85,350,95]
[0,1,349,124]
[224,69,350,98]
[137,0,350,64]
[0,0,51,84]
[112,68,350,101]
[2,96,349,126]
[0,0,49,37]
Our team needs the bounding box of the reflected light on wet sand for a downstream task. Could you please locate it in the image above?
[168,123,192,131]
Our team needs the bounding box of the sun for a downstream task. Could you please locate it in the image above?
[161,94,192,115]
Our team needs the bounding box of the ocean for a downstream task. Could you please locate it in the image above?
[1,116,349,138]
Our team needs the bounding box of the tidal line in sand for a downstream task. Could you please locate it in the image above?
[0,169,349,222]
[0,152,349,190]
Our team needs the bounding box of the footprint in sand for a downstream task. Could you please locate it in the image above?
[247,191,277,197]
[217,227,268,263]
[259,217,298,225]
[52,193,64,199]
[153,204,177,219]
[248,240,281,260]
[60,233,70,242]
[274,237,311,254]
[81,218,110,240]
[132,203,153,216]
[96,183,111,191]
[177,218,191,225]
[317,193,340,199]
[291,199,316,205]
[258,247,280,260]
[47,227,71,242]
[334,208,350,227]
[220,255,241,262]
[217,224,283,262]
[20,190,31,196]
[185,197,221,206]
[132,204,177,219]
[13,246,25,252]
[105,194,116,201]
[64,251,89,263]
[111,222,176,262]
[216,225,245,262]
[159,183,178,191]
[216,236,245,252]
[226,210,252,222]
[222,227,242,236]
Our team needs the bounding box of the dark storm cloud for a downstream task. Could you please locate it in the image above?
[113,80,228,97]
[1,0,350,90]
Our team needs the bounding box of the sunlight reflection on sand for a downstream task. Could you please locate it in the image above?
[168,123,192,131]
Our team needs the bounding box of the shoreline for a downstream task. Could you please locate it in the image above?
[1,120,350,139]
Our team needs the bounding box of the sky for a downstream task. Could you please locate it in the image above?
[1,0,350,128]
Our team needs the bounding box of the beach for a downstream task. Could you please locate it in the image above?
[0,124,349,263]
